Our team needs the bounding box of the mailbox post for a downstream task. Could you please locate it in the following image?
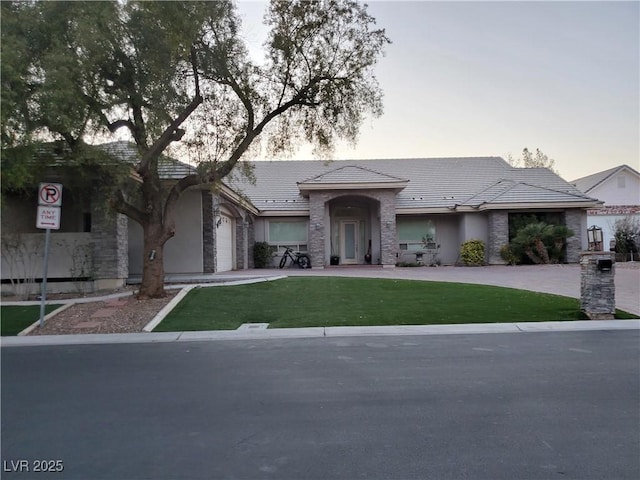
[580,250,615,319]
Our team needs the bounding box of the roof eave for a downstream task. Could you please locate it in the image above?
[297,181,409,194]
[475,200,603,211]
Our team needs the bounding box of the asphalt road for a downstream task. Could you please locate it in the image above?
[2,331,639,480]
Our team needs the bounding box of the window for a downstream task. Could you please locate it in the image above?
[268,220,308,252]
[397,219,436,251]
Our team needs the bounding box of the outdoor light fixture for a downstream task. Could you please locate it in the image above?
[587,225,603,251]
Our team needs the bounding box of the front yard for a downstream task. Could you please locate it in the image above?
[154,277,637,332]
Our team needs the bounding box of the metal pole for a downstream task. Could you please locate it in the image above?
[39,228,51,327]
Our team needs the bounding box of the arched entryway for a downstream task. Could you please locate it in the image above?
[328,196,380,265]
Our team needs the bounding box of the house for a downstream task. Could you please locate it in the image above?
[1,142,601,294]
[572,165,640,250]
[232,158,599,268]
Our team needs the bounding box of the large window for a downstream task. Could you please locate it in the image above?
[268,220,308,253]
[397,218,436,251]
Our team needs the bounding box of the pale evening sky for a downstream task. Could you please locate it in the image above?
[236,0,639,181]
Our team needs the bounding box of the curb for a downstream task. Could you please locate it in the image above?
[2,320,638,347]
[143,286,194,332]
[17,303,75,336]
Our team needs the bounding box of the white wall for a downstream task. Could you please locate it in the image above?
[589,171,640,206]
[128,189,203,275]
[1,232,93,280]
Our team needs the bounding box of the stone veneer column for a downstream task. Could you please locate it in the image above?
[202,192,215,273]
[246,217,256,269]
[378,191,397,266]
[91,206,128,289]
[564,210,583,263]
[308,192,328,268]
[235,213,251,270]
[487,211,508,265]
[580,251,615,319]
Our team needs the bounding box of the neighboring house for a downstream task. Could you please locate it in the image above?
[1,142,600,294]
[572,165,640,250]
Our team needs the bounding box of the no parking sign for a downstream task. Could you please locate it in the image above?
[36,183,63,326]
[36,183,62,230]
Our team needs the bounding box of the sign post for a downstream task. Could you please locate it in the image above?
[37,183,62,327]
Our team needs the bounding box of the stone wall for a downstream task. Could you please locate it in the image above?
[580,251,615,319]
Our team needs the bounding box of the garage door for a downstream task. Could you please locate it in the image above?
[216,214,234,272]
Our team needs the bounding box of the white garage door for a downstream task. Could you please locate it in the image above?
[216,214,234,272]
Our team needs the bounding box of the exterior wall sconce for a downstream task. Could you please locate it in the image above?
[587,225,603,251]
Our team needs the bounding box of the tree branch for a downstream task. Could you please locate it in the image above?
[111,188,147,227]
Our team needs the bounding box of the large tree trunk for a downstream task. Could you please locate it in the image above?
[138,223,169,299]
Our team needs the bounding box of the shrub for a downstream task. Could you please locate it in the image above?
[612,216,640,259]
[253,242,272,268]
[510,222,574,264]
[460,239,485,266]
[500,244,518,265]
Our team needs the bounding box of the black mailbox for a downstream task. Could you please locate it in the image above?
[597,259,613,272]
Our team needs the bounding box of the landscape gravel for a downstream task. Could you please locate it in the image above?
[28,292,177,336]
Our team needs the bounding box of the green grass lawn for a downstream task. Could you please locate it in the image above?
[154,277,638,332]
[1,304,63,336]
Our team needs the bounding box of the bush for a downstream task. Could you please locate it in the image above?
[500,244,518,265]
[509,222,574,264]
[253,242,272,268]
[612,216,640,258]
[460,239,485,266]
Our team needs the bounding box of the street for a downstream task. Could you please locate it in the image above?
[2,330,639,480]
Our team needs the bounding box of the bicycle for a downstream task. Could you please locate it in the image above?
[279,247,311,269]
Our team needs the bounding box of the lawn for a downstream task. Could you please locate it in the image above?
[1,304,63,336]
[154,277,638,332]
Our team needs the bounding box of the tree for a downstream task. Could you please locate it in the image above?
[612,216,640,259]
[507,148,558,174]
[509,222,574,264]
[1,0,390,298]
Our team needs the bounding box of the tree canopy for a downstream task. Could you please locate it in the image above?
[1,0,390,297]
[507,148,558,174]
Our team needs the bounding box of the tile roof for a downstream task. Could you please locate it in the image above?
[97,142,195,179]
[230,158,599,213]
[81,142,600,213]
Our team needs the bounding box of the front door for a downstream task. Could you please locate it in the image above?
[340,220,359,264]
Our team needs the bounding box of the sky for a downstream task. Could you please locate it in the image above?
[235,0,639,181]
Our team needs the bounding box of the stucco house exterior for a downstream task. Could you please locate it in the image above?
[572,164,640,250]
[1,142,601,294]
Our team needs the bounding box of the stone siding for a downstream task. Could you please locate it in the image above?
[91,207,128,284]
[308,190,397,267]
[308,192,330,268]
[487,211,508,265]
[202,192,215,273]
[580,251,615,319]
[565,210,583,263]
